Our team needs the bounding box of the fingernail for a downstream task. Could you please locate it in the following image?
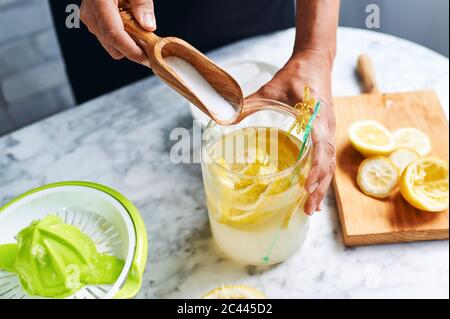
[316,202,323,212]
[307,183,318,194]
[143,13,156,29]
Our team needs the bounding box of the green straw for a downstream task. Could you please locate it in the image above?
[261,101,321,264]
[299,101,321,159]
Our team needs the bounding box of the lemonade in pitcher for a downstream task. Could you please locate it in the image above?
[201,99,313,265]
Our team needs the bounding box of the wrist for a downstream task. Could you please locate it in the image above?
[285,51,333,82]
[291,47,335,70]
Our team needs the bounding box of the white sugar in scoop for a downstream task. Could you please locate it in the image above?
[120,10,244,125]
[164,57,238,122]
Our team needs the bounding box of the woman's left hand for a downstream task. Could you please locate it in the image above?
[247,51,336,215]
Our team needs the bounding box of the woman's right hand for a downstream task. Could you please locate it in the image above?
[80,0,156,65]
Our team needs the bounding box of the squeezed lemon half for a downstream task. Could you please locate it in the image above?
[389,148,419,173]
[349,120,448,211]
[202,285,266,299]
[393,127,432,156]
[348,120,395,157]
[400,157,449,212]
[357,156,399,198]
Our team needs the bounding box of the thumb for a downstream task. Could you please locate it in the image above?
[245,84,270,102]
[130,0,156,31]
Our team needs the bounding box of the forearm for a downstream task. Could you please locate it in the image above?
[249,1,339,214]
[294,0,340,65]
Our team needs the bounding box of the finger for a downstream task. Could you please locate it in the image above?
[245,85,271,102]
[244,66,291,101]
[317,201,324,212]
[305,122,336,188]
[81,4,125,60]
[94,0,147,64]
[80,1,100,35]
[304,174,333,215]
[101,29,147,63]
[130,0,156,31]
[245,80,291,104]
[100,41,125,60]
[305,139,335,193]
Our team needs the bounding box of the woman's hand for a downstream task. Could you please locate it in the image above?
[247,51,336,215]
[80,0,156,64]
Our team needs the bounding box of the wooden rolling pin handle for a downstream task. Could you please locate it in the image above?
[119,10,161,53]
[357,54,380,94]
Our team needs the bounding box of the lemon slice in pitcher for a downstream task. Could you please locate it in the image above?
[393,127,431,156]
[349,120,395,157]
[221,176,294,227]
[357,156,399,198]
[400,157,449,212]
[202,285,266,299]
[232,182,268,208]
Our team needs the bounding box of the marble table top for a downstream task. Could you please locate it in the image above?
[0,27,448,299]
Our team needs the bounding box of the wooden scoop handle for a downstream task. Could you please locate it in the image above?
[119,10,161,54]
[357,54,380,94]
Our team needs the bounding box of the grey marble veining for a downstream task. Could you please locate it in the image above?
[0,28,448,299]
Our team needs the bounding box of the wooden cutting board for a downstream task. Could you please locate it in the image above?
[333,55,449,246]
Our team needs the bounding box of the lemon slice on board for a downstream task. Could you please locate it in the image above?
[348,120,395,157]
[389,148,419,173]
[357,156,399,198]
[393,127,432,156]
[400,157,449,212]
[202,285,266,299]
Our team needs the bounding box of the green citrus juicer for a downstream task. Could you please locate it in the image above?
[0,181,148,299]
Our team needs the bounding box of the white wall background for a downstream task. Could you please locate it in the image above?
[0,0,74,136]
[340,0,449,57]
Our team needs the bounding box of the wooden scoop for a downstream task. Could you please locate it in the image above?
[119,9,243,125]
